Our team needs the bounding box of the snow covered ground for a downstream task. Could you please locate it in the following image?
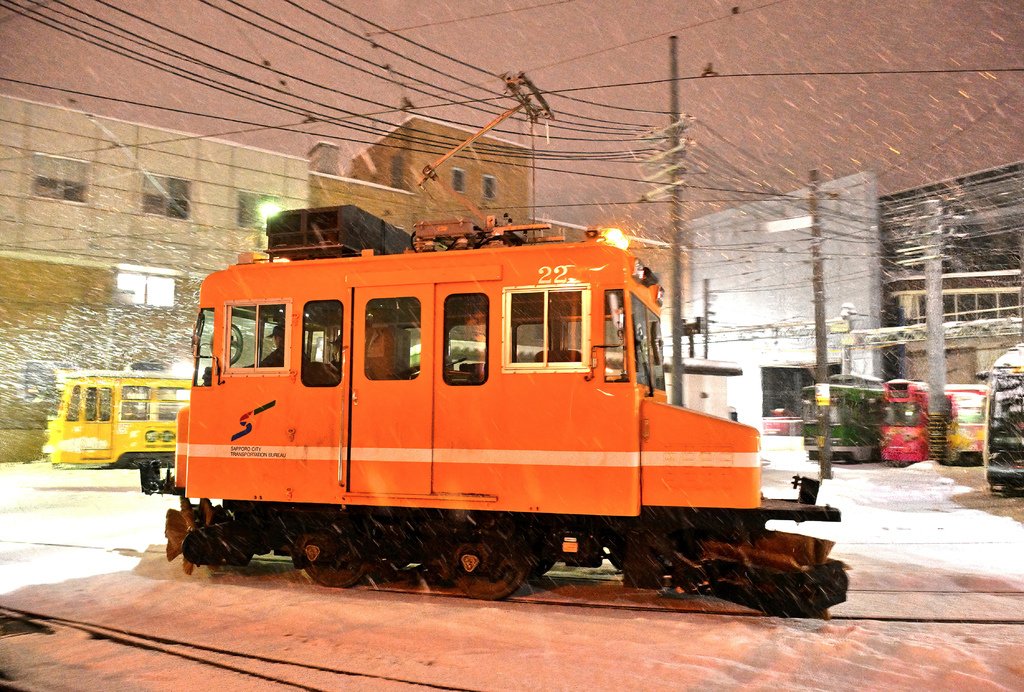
[2,454,1023,691]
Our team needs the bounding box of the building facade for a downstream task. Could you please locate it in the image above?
[0,95,308,461]
[688,172,882,427]
[880,162,1024,381]
[326,115,532,229]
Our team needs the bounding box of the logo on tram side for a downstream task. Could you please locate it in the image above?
[231,400,277,441]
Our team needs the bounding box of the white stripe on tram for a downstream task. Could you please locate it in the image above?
[184,445,758,468]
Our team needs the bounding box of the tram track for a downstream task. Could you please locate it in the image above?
[0,606,482,692]
[5,538,1024,626]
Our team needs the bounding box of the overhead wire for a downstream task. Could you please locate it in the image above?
[0,2,653,165]
[204,0,649,138]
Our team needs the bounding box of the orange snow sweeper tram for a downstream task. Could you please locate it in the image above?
[141,205,848,617]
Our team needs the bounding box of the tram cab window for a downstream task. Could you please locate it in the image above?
[604,290,628,382]
[631,294,665,394]
[364,297,421,380]
[506,288,588,369]
[82,387,111,422]
[443,293,488,386]
[302,300,343,387]
[192,307,214,387]
[227,303,288,371]
[66,385,81,421]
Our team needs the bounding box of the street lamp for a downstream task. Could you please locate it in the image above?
[840,303,858,375]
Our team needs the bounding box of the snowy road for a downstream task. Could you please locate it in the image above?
[2,458,1024,690]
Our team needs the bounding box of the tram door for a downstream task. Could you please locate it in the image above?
[81,385,113,461]
[346,285,434,494]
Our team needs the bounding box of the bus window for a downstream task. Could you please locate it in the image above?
[67,385,81,421]
[365,298,421,380]
[302,300,343,387]
[193,307,214,387]
[507,288,586,366]
[604,290,627,382]
[443,293,488,386]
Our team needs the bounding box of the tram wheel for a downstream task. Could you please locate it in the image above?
[300,533,368,588]
[454,540,531,600]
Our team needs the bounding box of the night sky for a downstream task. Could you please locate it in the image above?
[2,0,1021,230]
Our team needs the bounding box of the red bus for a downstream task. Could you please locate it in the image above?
[882,380,930,465]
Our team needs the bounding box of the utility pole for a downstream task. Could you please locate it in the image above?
[925,199,949,462]
[810,169,832,480]
[703,278,710,359]
[1019,228,1024,341]
[668,36,685,407]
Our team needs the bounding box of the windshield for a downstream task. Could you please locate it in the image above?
[631,293,665,394]
[989,375,1024,450]
[884,402,922,427]
[956,401,985,425]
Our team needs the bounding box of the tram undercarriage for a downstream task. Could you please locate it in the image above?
[158,488,847,619]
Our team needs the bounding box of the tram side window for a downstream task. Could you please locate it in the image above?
[122,386,151,421]
[193,307,214,387]
[508,288,586,366]
[66,385,81,421]
[365,297,421,380]
[302,300,343,387]
[604,289,627,382]
[443,293,488,386]
[228,303,288,370]
[157,387,188,420]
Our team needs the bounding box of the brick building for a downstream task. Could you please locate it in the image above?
[311,115,532,229]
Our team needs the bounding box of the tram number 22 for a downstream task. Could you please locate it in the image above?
[538,264,575,284]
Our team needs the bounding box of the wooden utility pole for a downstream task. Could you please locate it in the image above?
[1019,229,1024,341]
[810,169,832,480]
[668,36,685,406]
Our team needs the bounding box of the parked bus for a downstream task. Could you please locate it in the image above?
[945,384,987,466]
[44,371,190,468]
[985,345,1024,492]
[881,380,930,466]
[802,375,885,463]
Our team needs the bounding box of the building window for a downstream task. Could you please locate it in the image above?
[32,153,88,202]
[117,269,176,307]
[482,174,497,200]
[237,191,281,228]
[142,174,190,219]
[895,289,1021,324]
[452,167,466,194]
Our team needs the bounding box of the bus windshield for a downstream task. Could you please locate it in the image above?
[989,375,1024,450]
[885,402,922,427]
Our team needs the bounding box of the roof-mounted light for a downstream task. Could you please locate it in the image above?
[586,226,630,250]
